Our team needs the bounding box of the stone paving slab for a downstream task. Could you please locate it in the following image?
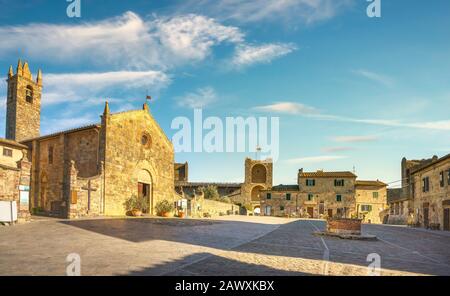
[1,216,449,276]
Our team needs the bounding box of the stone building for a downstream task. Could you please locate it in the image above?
[175,157,273,214]
[1,61,176,218]
[411,154,450,230]
[261,169,357,218]
[355,180,388,224]
[0,138,31,219]
[388,155,439,224]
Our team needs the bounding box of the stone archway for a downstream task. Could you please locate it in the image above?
[137,169,152,214]
[251,185,264,202]
[251,164,267,183]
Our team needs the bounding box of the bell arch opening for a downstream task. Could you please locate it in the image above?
[251,164,267,183]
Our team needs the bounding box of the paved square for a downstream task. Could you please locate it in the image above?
[0,216,449,275]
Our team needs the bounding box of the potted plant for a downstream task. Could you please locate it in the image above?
[177,211,186,218]
[155,200,174,217]
[123,194,148,217]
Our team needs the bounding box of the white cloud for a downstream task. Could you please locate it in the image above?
[254,101,450,131]
[286,155,348,164]
[180,0,353,24]
[0,12,244,70]
[253,102,317,115]
[232,43,296,68]
[42,70,170,105]
[352,69,394,87]
[176,87,217,109]
[332,135,379,143]
[321,146,354,153]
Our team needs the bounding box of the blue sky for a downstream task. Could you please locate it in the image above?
[0,0,449,186]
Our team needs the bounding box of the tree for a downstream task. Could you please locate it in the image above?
[201,185,220,200]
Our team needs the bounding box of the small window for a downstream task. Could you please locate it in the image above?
[361,205,372,212]
[372,192,379,198]
[336,194,342,202]
[422,177,430,192]
[286,193,291,200]
[3,148,13,157]
[448,170,450,186]
[141,133,151,148]
[334,179,344,186]
[266,193,271,200]
[26,85,33,103]
[48,146,54,164]
[307,193,313,201]
[306,179,315,186]
[439,171,444,187]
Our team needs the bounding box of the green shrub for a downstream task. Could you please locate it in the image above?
[155,200,174,214]
[123,194,148,212]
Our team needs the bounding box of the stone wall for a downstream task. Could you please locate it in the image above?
[412,155,450,230]
[102,105,176,216]
[0,144,31,219]
[0,166,20,201]
[26,126,102,217]
[188,193,241,218]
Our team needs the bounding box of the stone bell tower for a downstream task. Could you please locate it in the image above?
[5,59,42,142]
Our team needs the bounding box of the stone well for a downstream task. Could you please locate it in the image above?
[327,218,362,235]
[314,218,376,240]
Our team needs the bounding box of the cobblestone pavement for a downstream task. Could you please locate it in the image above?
[1,216,449,276]
[0,215,288,275]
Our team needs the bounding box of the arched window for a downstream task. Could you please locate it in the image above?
[26,85,33,103]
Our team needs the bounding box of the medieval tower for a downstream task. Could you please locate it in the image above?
[240,158,273,212]
[6,60,42,142]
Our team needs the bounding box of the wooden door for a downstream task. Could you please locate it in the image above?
[423,207,429,228]
[327,209,333,218]
[444,208,450,231]
[307,207,314,218]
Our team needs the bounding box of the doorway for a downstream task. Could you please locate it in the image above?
[138,182,151,214]
[444,208,449,231]
[327,209,333,218]
[264,206,272,216]
[307,207,314,218]
[423,207,429,228]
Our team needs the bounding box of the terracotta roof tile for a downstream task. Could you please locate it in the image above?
[355,180,387,187]
[299,171,356,178]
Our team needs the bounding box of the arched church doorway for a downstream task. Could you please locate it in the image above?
[137,169,152,214]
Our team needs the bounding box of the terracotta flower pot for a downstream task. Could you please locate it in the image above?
[131,209,142,217]
[178,212,185,218]
[159,212,170,217]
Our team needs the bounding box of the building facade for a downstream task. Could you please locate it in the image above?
[1,61,176,218]
[388,156,438,224]
[0,138,31,219]
[355,180,388,224]
[260,169,358,219]
[411,154,450,230]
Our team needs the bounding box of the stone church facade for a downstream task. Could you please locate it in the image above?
[1,60,175,218]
